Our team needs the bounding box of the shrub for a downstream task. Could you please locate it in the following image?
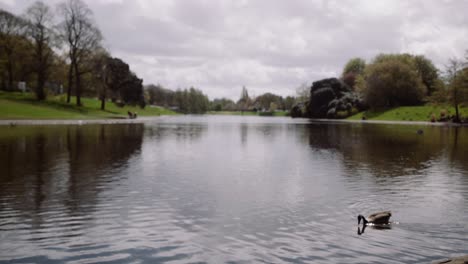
[363,58,426,109]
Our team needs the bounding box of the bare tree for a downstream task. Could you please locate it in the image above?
[24,1,55,100]
[0,9,27,91]
[58,0,102,106]
[295,82,310,102]
[445,58,466,123]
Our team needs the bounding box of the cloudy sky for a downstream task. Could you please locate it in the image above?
[1,0,467,100]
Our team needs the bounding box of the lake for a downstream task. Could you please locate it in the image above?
[1,115,467,263]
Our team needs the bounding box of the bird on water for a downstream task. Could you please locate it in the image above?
[358,211,392,225]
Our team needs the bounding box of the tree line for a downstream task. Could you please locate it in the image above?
[340,52,468,122]
[1,1,301,115]
[146,84,300,114]
[0,0,145,110]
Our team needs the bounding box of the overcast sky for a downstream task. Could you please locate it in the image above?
[1,0,467,100]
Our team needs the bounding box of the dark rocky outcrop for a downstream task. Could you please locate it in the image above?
[308,78,365,119]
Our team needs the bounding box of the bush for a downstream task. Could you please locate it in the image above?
[363,58,426,109]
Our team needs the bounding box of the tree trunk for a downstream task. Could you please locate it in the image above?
[67,62,73,103]
[100,86,106,110]
[75,63,81,106]
[455,102,460,123]
[100,96,105,110]
[34,35,46,101]
[36,70,46,100]
[6,53,14,91]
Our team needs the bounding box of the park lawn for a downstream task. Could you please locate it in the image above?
[348,105,468,121]
[0,91,177,119]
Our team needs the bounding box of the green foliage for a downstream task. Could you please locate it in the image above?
[146,84,175,106]
[254,92,283,110]
[362,54,426,109]
[24,1,56,101]
[367,53,440,97]
[0,9,29,91]
[210,98,236,111]
[348,105,468,121]
[290,102,308,118]
[444,59,468,122]
[104,57,145,107]
[174,87,210,114]
[342,58,366,88]
[413,55,439,96]
[342,58,366,76]
[269,102,277,111]
[283,96,295,111]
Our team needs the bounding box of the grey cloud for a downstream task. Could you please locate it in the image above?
[1,0,467,100]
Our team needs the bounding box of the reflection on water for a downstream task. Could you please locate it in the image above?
[0,116,467,263]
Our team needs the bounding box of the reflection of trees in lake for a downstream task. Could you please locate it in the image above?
[0,124,143,223]
[444,127,468,172]
[306,124,468,177]
[65,124,143,215]
[145,124,206,142]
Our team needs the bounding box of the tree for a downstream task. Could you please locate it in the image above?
[103,56,145,107]
[0,9,26,91]
[90,48,110,110]
[105,57,129,102]
[237,86,251,111]
[343,58,366,76]
[342,57,366,88]
[413,55,439,96]
[295,82,309,102]
[254,92,283,110]
[24,1,55,100]
[445,58,467,123]
[363,57,426,109]
[120,72,144,107]
[145,84,175,106]
[210,98,236,111]
[283,96,295,111]
[58,0,102,106]
[269,102,277,112]
[173,87,209,114]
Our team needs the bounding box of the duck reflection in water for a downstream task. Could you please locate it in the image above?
[357,223,392,235]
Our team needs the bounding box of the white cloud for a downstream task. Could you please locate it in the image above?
[2,0,467,100]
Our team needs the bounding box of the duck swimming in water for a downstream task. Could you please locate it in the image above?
[358,211,392,225]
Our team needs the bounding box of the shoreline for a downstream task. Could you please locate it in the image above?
[0,117,158,126]
[309,118,467,127]
[0,115,466,126]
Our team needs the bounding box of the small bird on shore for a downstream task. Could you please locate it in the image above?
[358,211,392,225]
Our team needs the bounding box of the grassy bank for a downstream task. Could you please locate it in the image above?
[0,91,177,120]
[348,105,468,122]
[208,111,289,117]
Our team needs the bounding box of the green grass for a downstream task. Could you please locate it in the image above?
[0,91,177,120]
[348,105,468,122]
[208,110,289,116]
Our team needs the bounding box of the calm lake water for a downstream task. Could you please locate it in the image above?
[1,115,467,263]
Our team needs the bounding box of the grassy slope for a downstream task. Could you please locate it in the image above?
[0,91,177,119]
[348,105,468,121]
